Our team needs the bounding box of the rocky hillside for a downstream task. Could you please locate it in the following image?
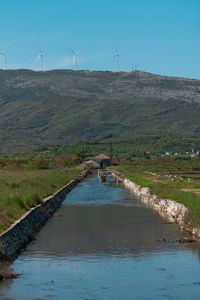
[0,69,200,152]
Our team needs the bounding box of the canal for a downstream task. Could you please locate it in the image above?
[1,173,200,299]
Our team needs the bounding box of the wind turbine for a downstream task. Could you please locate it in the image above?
[132,62,135,72]
[132,62,137,72]
[36,49,43,71]
[71,49,79,70]
[114,49,120,72]
[1,50,8,70]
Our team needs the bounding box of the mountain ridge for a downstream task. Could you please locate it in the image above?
[0,69,200,153]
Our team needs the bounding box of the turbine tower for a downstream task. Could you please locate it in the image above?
[115,50,119,72]
[36,50,43,71]
[1,50,8,70]
[132,62,137,72]
[132,62,135,72]
[71,49,79,70]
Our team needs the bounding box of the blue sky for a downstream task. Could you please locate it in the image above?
[0,0,199,79]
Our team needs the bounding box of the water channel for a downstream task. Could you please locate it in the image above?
[1,172,200,299]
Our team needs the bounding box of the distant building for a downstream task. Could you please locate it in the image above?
[92,154,111,168]
[144,151,150,156]
[165,152,173,156]
[186,150,199,158]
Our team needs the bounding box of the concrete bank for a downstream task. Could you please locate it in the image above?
[0,169,90,260]
[111,170,200,240]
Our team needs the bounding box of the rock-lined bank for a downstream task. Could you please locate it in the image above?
[0,170,90,260]
[111,170,200,240]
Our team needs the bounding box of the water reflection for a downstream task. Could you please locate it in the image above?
[22,176,181,258]
[1,174,200,300]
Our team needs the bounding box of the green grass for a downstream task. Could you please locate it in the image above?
[0,158,80,233]
[113,158,200,226]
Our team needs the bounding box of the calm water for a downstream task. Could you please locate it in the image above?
[1,173,200,299]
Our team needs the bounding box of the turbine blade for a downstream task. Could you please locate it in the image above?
[35,54,40,61]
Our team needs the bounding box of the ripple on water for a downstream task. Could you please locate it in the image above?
[1,174,200,300]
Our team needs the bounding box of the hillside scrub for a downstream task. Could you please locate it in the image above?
[0,158,80,233]
[0,70,200,153]
[112,157,200,226]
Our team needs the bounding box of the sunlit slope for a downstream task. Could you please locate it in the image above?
[0,69,200,149]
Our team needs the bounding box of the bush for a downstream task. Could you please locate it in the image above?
[175,156,191,161]
[34,156,49,169]
[56,155,76,167]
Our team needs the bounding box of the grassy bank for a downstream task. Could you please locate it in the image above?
[113,158,200,226]
[0,157,80,233]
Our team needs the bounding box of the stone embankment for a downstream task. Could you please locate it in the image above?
[97,169,106,182]
[111,170,200,240]
[0,169,90,260]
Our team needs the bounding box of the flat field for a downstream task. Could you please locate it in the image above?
[113,157,200,226]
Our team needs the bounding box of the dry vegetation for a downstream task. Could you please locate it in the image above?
[0,157,80,233]
[0,261,20,281]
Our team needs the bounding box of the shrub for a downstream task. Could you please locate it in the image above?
[34,156,49,169]
[56,155,76,167]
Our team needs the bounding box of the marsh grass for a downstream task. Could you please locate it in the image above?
[113,158,200,226]
[0,158,80,233]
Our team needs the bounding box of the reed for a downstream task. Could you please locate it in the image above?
[0,158,80,233]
